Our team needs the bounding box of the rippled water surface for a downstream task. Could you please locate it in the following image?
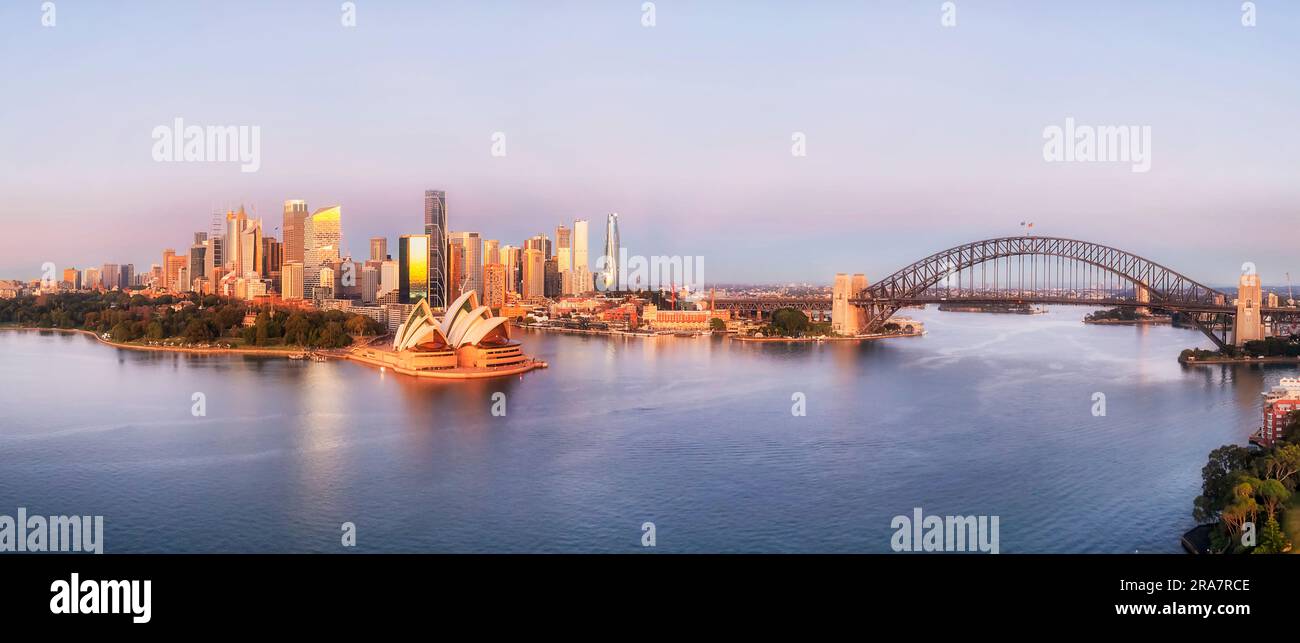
[0,307,1284,552]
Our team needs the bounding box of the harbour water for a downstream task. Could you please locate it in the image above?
[0,306,1283,552]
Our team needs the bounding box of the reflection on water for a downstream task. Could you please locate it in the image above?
[0,308,1291,552]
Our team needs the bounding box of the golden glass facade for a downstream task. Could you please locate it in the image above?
[399,234,430,303]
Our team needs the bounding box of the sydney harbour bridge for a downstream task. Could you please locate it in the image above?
[710,236,1300,351]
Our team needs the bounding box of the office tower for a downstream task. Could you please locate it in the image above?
[282,262,304,300]
[424,190,447,307]
[555,225,571,272]
[208,236,224,275]
[161,249,176,290]
[166,253,188,292]
[262,237,282,276]
[484,239,500,266]
[398,234,431,304]
[63,268,80,290]
[602,212,620,291]
[447,240,465,302]
[193,231,208,245]
[483,263,507,309]
[240,218,263,277]
[380,260,398,297]
[303,206,342,299]
[370,237,387,262]
[101,264,120,290]
[189,244,207,285]
[315,266,335,300]
[573,219,589,273]
[544,257,560,298]
[526,234,551,259]
[224,207,245,274]
[83,267,101,290]
[361,265,379,303]
[523,248,545,299]
[121,264,134,291]
[283,199,308,263]
[448,231,483,300]
[501,245,521,295]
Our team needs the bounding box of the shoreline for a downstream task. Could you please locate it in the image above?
[1180,355,1300,366]
[0,326,343,359]
[731,331,924,343]
[1084,318,1172,326]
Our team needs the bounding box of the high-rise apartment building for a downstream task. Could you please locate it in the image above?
[380,260,398,297]
[283,200,308,264]
[63,268,80,290]
[483,263,507,309]
[370,237,387,262]
[484,239,500,266]
[398,234,431,304]
[424,190,447,308]
[523,248,545,299]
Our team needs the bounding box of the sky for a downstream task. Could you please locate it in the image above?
[1,1,1298,285]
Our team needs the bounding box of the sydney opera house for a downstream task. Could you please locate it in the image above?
[347,292,542,378]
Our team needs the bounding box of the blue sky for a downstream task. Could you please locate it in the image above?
[1,1,1297,284]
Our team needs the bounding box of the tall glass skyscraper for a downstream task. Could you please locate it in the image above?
[399,234,431,304]
[424,190,447,308]
[602,212,620,291]
[283,200,308,264]
[304,206,341,298]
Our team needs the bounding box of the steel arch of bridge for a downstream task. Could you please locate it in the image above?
[849,236,1234,349]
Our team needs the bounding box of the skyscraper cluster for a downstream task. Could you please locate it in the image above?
[64,191,627,318]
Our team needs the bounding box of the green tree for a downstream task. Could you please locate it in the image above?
[283,313,311,346]
[709,317,726,331]
[1249,477,1290,521]
[1194,445,1255,523]
[183,319,214,343]
[1253,515,1290,554]
[145,321,165,340]
[109,321,136,342]
[770,308,809,337]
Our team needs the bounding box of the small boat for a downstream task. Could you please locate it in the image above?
[288,353,307,360]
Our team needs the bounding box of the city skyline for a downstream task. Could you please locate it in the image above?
[4,2,1298,284]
